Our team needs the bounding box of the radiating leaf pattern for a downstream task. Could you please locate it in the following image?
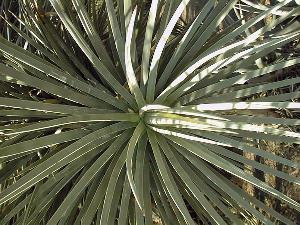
[0,0,299,224]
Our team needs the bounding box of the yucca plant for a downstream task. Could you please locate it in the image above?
[0,0,300,224]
